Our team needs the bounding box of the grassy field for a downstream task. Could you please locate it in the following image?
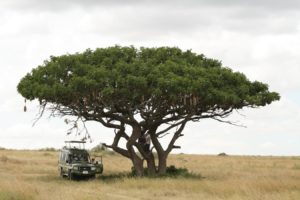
[0,150,300,200]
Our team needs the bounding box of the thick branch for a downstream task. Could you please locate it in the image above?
[97,118,122,128]
[149,126,165,155]
[190,107,234,121]
[103,125,131,158]
[165,121,187,154]
[133,142,150,159]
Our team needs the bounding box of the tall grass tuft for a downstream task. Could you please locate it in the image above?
[0,191,34,200]
[0,155,8,163]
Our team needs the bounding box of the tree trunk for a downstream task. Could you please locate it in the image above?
[132,156,144,176]
[127,124,144,176]
[158,153,167,175]
[146,153,156,176]
[148,128,168,175]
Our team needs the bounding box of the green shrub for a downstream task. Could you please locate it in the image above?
[165,165,201,178]
[130,165,202,179]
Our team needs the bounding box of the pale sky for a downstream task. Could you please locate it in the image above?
[0,0,299,155]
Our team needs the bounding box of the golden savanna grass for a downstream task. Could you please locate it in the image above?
[0,149,300,200]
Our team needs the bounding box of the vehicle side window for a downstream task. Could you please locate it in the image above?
[59,152,63,162]
[65,153,69,162]
[62,152,66,162]
[65,153,73,163]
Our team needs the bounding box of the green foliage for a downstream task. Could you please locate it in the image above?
[17,46,280,117]
[165,165,201,178]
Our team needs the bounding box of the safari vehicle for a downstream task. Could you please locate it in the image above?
[58,141,103,180]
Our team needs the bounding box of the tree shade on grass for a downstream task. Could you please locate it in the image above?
[17,46,280,176]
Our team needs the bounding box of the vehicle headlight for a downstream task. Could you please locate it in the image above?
[91,167,96,171]
[73,166,79,170]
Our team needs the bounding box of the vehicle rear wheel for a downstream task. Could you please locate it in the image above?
[59,168,64,177]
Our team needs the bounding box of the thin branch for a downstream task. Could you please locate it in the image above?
[235,109,246,117]
[156,119,187,136]
[31,101,48,126]
[103,124,131,158]
[157,132,172,138]
[212,117,247,128]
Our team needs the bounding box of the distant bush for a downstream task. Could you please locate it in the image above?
[91,143,107,152]
[218,152,228,156]
[0,147,6,150]
[91,143,115,155]
[38,147,57,151]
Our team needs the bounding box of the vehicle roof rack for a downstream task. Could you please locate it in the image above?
[65,140,86,144]
[64,140,86,149]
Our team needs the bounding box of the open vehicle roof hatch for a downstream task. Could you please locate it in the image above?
[64,140,86,149]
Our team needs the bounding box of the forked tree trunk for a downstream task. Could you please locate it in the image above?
[115,125,172,176]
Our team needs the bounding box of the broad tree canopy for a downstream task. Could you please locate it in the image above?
[17,46,280,175]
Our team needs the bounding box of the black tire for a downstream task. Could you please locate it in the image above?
[90,174,96,179]
[59,168,64,177]
[68,170,74,180]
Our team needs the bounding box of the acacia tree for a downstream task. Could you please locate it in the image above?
[17,46,279,176]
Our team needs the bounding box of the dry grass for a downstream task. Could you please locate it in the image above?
[0,150,300,200]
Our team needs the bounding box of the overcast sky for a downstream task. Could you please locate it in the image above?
[0,0,299,155]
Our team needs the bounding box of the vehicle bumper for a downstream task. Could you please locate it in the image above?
[71,170,97,176]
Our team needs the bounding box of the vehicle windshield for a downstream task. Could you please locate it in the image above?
[69,151,89,163]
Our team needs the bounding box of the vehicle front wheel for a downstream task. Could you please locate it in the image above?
[90,174,96,179]
[68,170,74,180]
